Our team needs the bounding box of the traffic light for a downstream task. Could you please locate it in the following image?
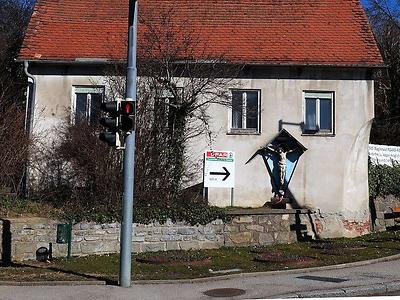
[119,100,135,132]
[99,99,135,148]
[99,99,122,148]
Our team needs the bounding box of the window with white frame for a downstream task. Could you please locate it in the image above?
[73,86,104,125]
[303,91,334,134]
[231,89,260,133]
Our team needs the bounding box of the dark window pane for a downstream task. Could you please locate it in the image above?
[75,93,88,124]
[232,91,243,129]
[320,99,332,131]
[246,91,258,129]
[305,98,317,131]
[89,93,103,125]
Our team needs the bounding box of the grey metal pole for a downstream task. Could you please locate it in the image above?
[119,0,137,288]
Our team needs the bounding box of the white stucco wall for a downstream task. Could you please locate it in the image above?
[31,74,106,138]
[29,66,374,237]
[187,69,374,237]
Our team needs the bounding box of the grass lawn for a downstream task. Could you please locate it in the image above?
[2,230,400,283]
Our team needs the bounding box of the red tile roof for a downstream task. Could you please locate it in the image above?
[19,0,384,67]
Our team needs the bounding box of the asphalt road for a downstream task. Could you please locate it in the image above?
[1,256,400,299]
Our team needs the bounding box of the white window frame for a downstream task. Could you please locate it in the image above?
[229,89,261,134]
[71,86,104,124]
[302,91,334,135]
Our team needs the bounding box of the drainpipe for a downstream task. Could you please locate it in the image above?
[23,60,36,134]
[23,60,36,197]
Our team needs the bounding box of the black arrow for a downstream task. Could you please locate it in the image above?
[210,167,231,181]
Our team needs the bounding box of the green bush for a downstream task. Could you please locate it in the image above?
[135,204,229,226]
[0,196,58,218]
[369,163,400,198]
[55,203,228,226]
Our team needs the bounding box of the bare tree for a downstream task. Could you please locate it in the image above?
[103,8,241,209]
[366,0,400,145]
[0,0,34,104]
[133,9,241,208]
[0,0,34,197]
[28,115,124,222]
[0,101,30,195]
[31,7,240,220]
[367,0,400,30]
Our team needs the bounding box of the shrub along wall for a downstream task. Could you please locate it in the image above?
[369,164,400,199]
[0,209,313,261]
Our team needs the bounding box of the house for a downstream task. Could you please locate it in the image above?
[19,0,384,237]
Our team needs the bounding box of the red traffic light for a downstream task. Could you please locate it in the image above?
[121,101,134,115]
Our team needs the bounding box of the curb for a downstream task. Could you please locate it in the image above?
[277,281,400,298]
[132,253,400,285]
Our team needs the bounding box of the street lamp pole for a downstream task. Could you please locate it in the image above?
[119,0,138,288]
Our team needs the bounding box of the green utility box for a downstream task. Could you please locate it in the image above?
[56,223,71,244]
[56,222,73,258]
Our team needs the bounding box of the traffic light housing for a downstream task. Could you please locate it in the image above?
[99,131,122,147]
[119,100,135,132]
[99,99,122,148]
[99,99,135,148]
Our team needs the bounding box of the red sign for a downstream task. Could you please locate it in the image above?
[206,151,229,159]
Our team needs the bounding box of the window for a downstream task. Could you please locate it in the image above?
[231,90,260,133]
[73,86,104,125]
[303,91,334,134]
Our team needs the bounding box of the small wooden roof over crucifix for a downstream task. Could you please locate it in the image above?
[246,129,307,165]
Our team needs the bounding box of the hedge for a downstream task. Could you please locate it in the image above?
[369,163,400,199]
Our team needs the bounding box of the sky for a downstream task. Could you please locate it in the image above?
[361,0,399,11]
[16,0,399,12]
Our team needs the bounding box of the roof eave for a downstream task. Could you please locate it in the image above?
[16,58,126,64]
[18,58,386,69]
[241,62,386,69]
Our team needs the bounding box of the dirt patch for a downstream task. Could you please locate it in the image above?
[254,252,316,267]
[366,237,400,243]
[136,256,212,266]
[136,250,214,266]
[311,241,367,253]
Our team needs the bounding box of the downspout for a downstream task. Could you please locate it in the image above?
[23,60,36,134]
[23,61,36,197]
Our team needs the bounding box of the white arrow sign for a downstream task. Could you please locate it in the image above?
[204,150,235,188]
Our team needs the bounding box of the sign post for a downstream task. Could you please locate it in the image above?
[203,150,235,205]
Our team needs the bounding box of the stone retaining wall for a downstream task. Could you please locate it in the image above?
[373,195,400,231]
[0,209,314,261]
